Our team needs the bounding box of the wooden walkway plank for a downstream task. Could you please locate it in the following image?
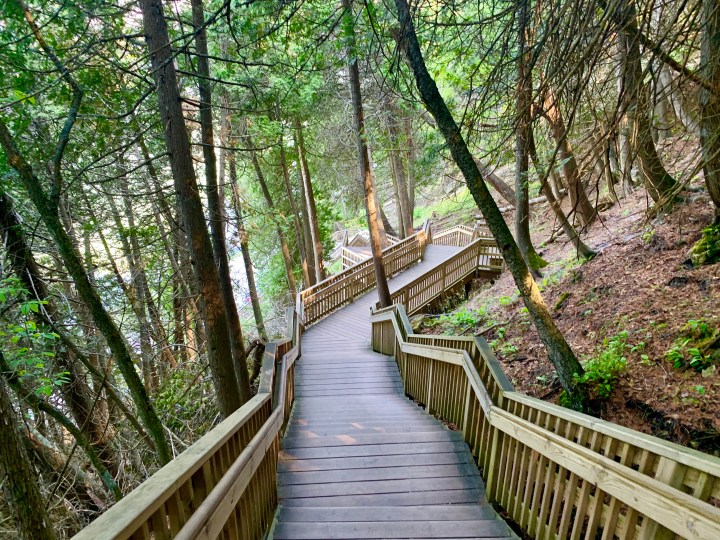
[273,246,516,539]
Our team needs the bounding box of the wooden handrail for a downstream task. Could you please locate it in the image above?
[376,237,502,314]
[300,220,431,325]
[370,304,720,540]
[74,298,302,540]
[71,217,493,540]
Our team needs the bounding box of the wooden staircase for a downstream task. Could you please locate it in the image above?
[72,221,720,540]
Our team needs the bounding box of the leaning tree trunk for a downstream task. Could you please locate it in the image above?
[529,129,597,259]
[393,0,586,409]
[541,85,597,225]
[515,0,546,273]
[342,0,392,307]
[700,0,720,221]
[245,131,298,299]
[0,121,173,463]
[294,118,326,283]
[140,0,241,418]
[0,374,57,540]
[191,0,251,403]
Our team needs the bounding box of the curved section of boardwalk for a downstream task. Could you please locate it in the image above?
[274,246,515,540]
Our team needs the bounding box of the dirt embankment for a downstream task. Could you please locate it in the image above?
[420,187,720,454]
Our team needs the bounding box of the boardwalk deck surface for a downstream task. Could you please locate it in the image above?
[273,246,516,540]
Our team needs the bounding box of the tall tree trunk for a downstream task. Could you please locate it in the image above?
[342,0,392,307]
[277,114,311,287]
[617,0,678,204]
[541,85,597,225]
[228,151,268,341]
[294,118,327,282]
[700,0,720,221]
[139,0,241,418]
[0,374,57,540]
[244,131,299,299]
[385,105,414,237]
[403,115,416,219]
[297,165,317,286]
[529,130,597,259]
[515,0,546,273]
[393,0,586,409]
[0,121,173,462]
[191,0,251,404]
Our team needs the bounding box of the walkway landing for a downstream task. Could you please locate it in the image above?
[273,246,516,539]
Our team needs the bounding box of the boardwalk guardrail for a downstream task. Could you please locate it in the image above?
[71,218,502,540]
[369,304,720,540]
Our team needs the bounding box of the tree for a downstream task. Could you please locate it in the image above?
[191,0,251,403]
[342,0,392,308]
[699,0,720,221]
[139,0,242,417]
[514,0,547,273]
[294,118,327,283]
[393,0,586,409]
[0,370,56,540]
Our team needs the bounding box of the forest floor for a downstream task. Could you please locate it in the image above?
[415,173,720,454]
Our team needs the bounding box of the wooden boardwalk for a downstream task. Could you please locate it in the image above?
[274,246,516,539]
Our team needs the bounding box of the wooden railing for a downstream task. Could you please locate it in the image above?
[340,233,403,269]
[370,304,720,540]
[340,246,369,269]
[73,304,302,540]
[377,237,502,315]
[300,220,431,325]
[431,223,475,246]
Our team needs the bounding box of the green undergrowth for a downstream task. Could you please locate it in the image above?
[665,319,719,373]
[688,224,720,266]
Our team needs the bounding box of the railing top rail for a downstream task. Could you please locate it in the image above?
[300,219,430,299]
[371,303,720,484]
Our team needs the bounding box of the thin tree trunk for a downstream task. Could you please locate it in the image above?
[474,158,517,207]
[140,0,241,418]
[529,130,597,259]
[515,0,546,273]
[191,0,251,404]
[617,0,678,204]
[297,166,317,286]
[393,0,586,409]
[386,105,414,237]
[403,115,416,219]
[277,112,311,287]
[700,0,720,221]
[342,0,391,308]
[245,131,299,299]
[0,373,57,540]
[228,151,268,341]
[294,118,327,282]
[541,85,597,225]
[0,121,173,462]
